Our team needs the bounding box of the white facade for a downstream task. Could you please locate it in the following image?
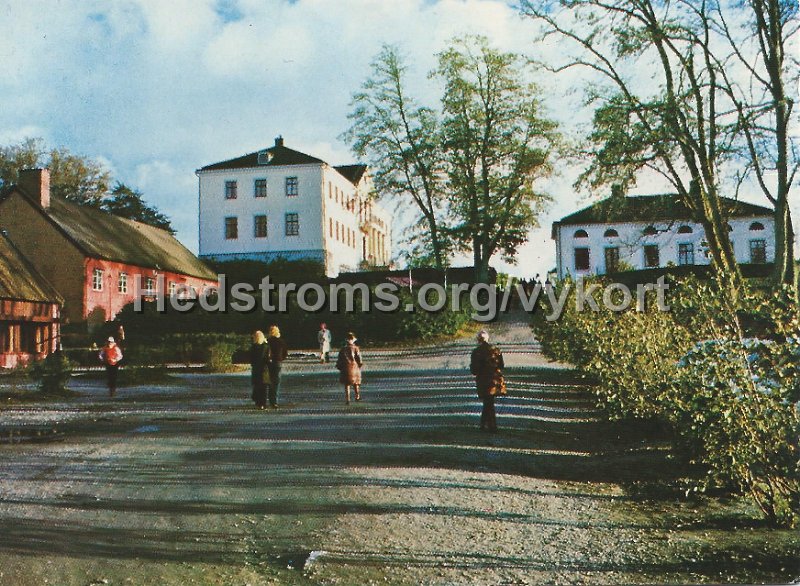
[553,196,774,280]
[197,138,391,277]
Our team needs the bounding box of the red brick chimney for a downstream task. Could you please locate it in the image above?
[19,168,50,209]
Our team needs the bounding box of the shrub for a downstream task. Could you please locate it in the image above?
[204,341,240,373]
[532,276,800,526]
[29,352,74,394]
[675,338,800,526]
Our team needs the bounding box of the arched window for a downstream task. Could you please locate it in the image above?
[727,223,733,232]
[677,225,693,234]
[603,228,619,238]
[573,229,589,239]
[749,221,765,231]
[642,225,657,236]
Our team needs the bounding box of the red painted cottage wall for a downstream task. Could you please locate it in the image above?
[84,259,218,325]
[0,300,61,369]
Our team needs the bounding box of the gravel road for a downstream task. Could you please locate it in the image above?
[0,319,796,585]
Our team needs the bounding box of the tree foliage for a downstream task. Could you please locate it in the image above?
[0,138,174,233]
[346,38,558,280]
[712,0,799,289]
[0,138,111,206]
[521,0,799,295]
[47,146,111,206]
[435,36,557,282]
[103,182,174,234]
[345,46,450,270]
[532,277,800,526]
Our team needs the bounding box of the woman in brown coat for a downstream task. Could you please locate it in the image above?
[336,332,363,405]
[470,329,505,432]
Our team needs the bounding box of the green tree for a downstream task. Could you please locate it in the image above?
[345,45,450,270]
[713,0,798,290]
[0,139,174,233]
[0,138,111,207]
[48,146,111,206]
[0,138,43,187]
[347,40,558,281]
[435,36,557,283]
[522,0,799,296]
[103,182,174,233]
[521,0,744,297]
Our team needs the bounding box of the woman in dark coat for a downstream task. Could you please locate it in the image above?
[336,332,363,405]
[250,330,271,409]
[266,325,288,409]
[470,329,505,432]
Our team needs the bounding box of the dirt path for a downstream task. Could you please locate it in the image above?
[0,317,797,585]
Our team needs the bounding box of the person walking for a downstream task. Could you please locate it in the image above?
[318,322,332,363]
[250,330,271,410]
[266,325,288,409]
[470,330,505,432]
[98,336,123,397]
[336,332,363,405]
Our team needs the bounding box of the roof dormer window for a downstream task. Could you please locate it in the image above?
[257,150,272,165]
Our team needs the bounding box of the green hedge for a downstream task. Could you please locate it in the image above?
[532,276,800,526]
[114,286,472,350]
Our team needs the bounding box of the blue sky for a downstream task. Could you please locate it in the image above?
[1,0,795,277]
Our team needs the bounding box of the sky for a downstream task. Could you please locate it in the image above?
[1,0,797,277]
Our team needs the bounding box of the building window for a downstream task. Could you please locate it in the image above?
[169,281,177,297]
[604,228,619,238]
[285,213,299,236]
[750,221,765,231]
[574,229,588,239]
[92,269,104,291]
[574,247,590,271]
[329,218,333,238]
[145,277,156,296]
[643,225,658,236]
[118,272,128,294]
[644,244,660,267]
[604,247,619,273]
[254,179,267,198]
[678,243,695,266]
[225,216,238,239]
[677,225,693,234]
[750,239,767,263]
[254,214,268,238]
[225,180,238,199]
[285,176,298,196]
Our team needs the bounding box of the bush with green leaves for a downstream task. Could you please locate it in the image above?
[115,283,473,350]
[29,352,74,394]
[532,276,800,526]
[675,337,799,525]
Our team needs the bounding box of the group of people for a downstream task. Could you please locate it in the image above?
[252,322,506,432]
[250,322,363,407]
[249,325,289,409]
[99,321,506,432]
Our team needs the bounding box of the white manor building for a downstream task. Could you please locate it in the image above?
[552,192,775,280]
[197,136,391,277]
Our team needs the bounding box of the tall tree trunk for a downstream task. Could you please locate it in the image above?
[773,197,796,289]
[694,182,744,299]
[429,221,446,272]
